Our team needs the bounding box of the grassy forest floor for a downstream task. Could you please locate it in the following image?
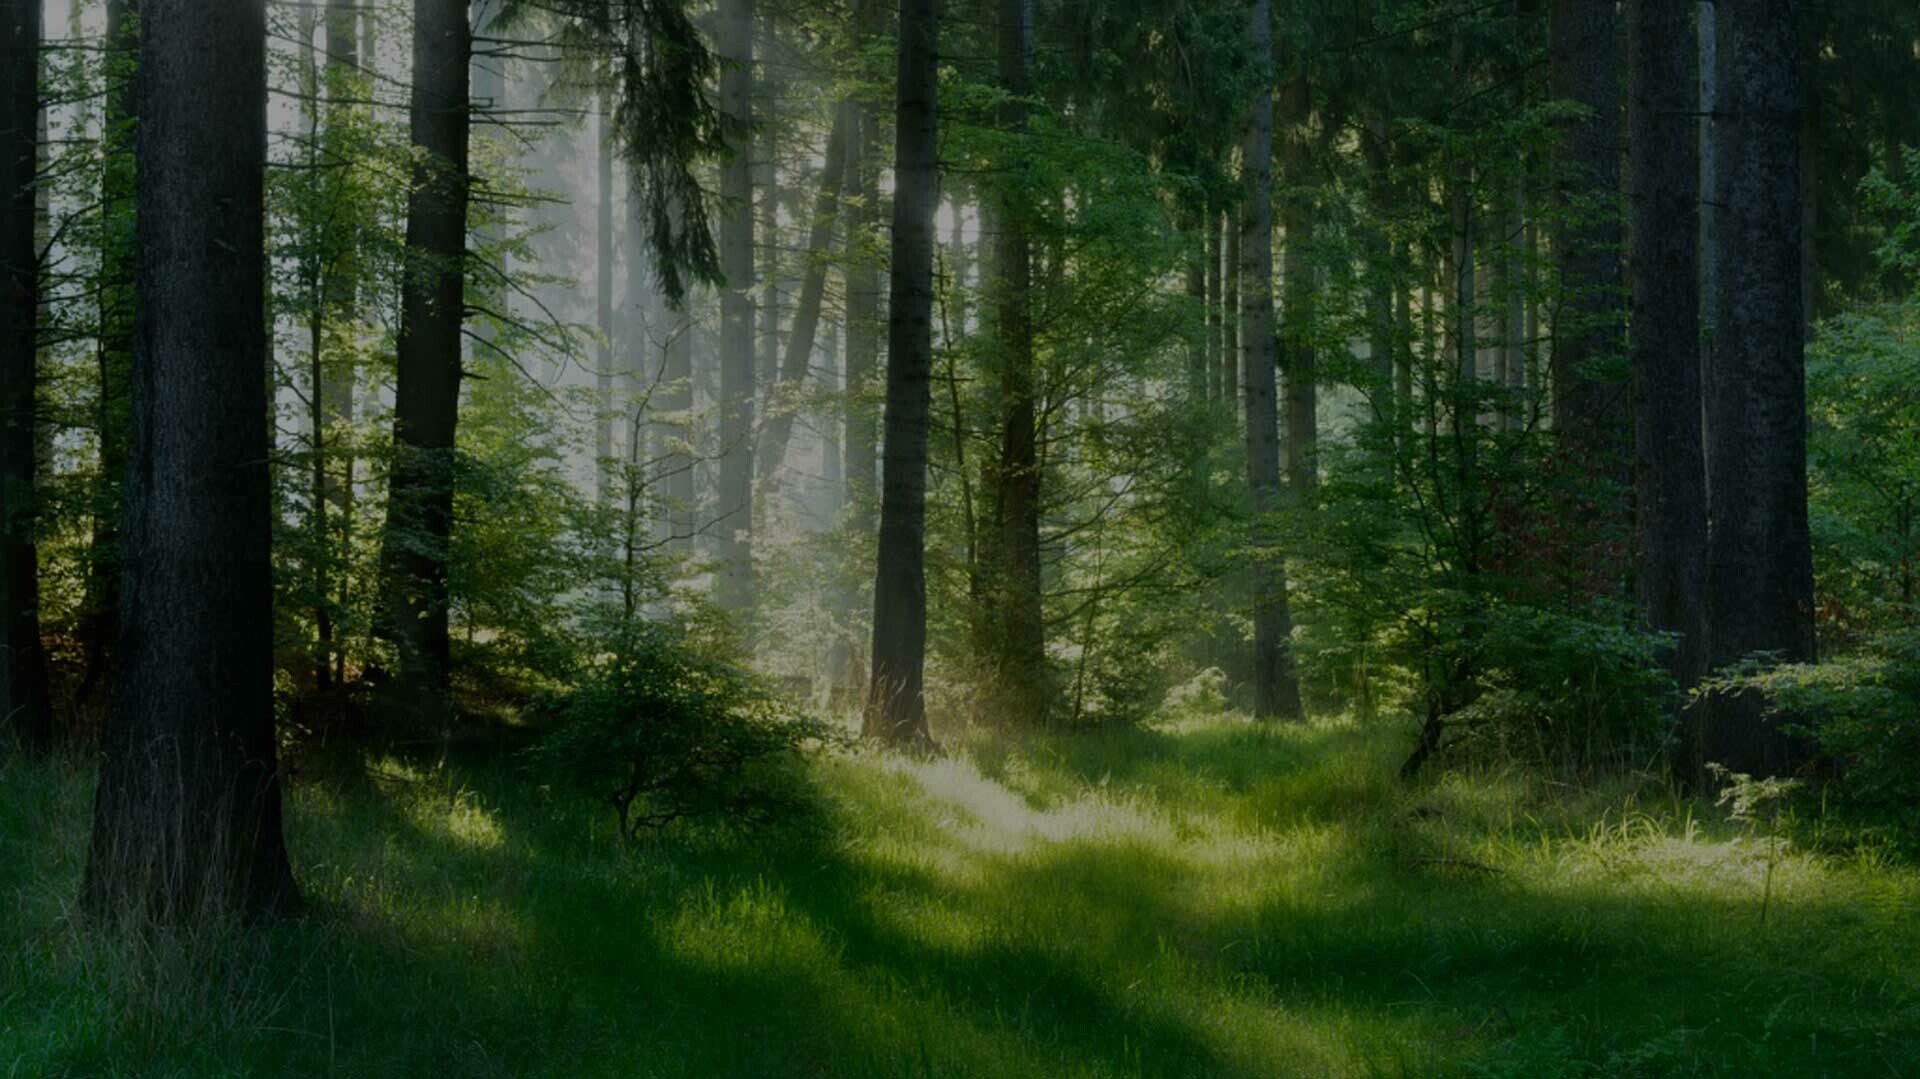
[4,713,1918,1078]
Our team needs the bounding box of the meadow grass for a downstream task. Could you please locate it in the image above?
[3,712,1917,1077]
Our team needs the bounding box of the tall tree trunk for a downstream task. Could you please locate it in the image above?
[1242,0,1303,721]
[756,11,781,397]
[78,0,140,713]
[377,0,470,732]
[864,0,938,745]
[1628,0,1707,693]
[1548,0,1629,584]
[715,0,756,616]
[83,0,296,917]
[1,0,49,750]
[836,16,883,710]
[1702,0,1815,777]
[756,103,851,485]
[980,0,1047,725]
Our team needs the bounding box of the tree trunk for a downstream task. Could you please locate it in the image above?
[980,0,1047,726]
[1702,0,1815,777]
[83,0,296,917]
[1,0,49,750]
[1242,0,1303,721]
[377,0,470,732]
[1548,0,1629,582]
[864,0,939,746]
[756,103,851,485]
[837,13,883,709]
[1628,0,1707,693]
[715,0,756,616]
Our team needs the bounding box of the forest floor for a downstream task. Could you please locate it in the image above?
[4,712,1919,1077]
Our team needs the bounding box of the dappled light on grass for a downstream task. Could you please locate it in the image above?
[6,716,1920,1076]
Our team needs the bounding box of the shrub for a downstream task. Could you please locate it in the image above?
[524,620,839,840]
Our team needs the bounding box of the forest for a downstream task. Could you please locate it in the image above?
[3,0,1920,1074]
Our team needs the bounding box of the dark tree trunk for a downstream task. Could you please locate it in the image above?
[1242,0,1303,721]
[78,0,140,713]
[980,0,1047,725]
[1548,0,1629,580]
[864,0,938,746]
[1702,0,1815,776]
[83,0,296,917]
[715,0,756,616]
[377,0,470,732]
[1627,0,1707,693]
[757,103,850,485]
[1,0,49,750]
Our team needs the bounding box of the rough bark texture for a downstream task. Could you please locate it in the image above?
[377,0,470,732]
[980,0,1048,726]
[83,0,296,917]
[1548,0,1629,530]
[864,0,938,746]
[715,0,757,616]
[1241,0,1303,721]
[756,103,850,485]
[1703,0,1815,776]
[1,0,49,750]
[1628,0,1707,692]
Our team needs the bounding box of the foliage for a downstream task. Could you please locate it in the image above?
[524,617,837,839]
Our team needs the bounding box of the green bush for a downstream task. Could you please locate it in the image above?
[524,620,838,839]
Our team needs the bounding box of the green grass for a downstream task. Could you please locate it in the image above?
[4,713,1918,1077]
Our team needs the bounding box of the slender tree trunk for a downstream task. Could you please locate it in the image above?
[1703,0,1815,777]
[864,0,938,745]
[1205,201,1222,404]
[1223,206,1240,422]
[979,0,1047,725]
[1242,0,1303,721]
[659,200,696,549]
[756,11,781,398]
[1,0,49,750]
[756,103,850,485]
[837,25,883,709]
[1628,0,1707,694]
[715,0,756,616]
[595,92,616,507]
[83,0,296,917]
[377,0,470,731]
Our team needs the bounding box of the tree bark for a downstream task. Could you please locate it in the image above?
[715,0,756,616]
[84,0,296,917]
[1242,0,1303,721]
[1703,0,1815,776]
[864,0,939,746]
[1628,0,1707,693]
[377,0,470,731]
[980,0,1047,725]
[1,0,49,750]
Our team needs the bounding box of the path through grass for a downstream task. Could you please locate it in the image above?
[4,714,1917,1076]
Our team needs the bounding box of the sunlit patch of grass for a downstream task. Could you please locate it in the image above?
[5,713,1920,1076]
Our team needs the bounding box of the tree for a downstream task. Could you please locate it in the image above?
[1,0,50,750]
[1241,0,1303,720]
[84,0,297,917]
[1627,0,1706,691]
[1702,0,1816,775]
[714,0,756,617]
[864,0,939,746]
[377,0,472,730]
[978,0,1048,725]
